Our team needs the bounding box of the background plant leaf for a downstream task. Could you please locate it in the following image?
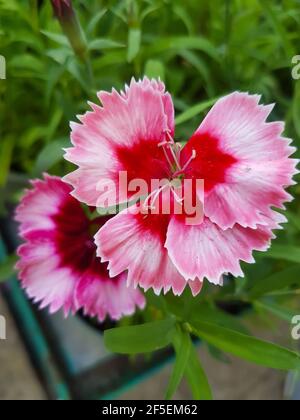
[165,327,191,400]
[0,254,17,283]
[185,343,213,400]
[192,321,300,370]
[104,318,176,354]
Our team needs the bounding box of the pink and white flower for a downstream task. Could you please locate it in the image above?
[15,174,145,320]
[64,77,298,295]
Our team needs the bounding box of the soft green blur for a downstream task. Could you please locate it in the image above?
[0,0,300,393]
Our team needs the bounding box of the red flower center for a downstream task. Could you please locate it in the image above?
[180,132,238,192]
[115,138,171,185]
[115,130,237,203]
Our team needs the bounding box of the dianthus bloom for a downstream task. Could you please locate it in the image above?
[15,175,145,320]
[64,77,298,295]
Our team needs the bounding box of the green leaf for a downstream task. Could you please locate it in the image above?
[185,344,213,400]
[293,84,300,138]
[127,27,141,62]
[165,327,191,400]
[46,65,66,103]
[66,57,90,94]
[41,31,69,47]
[45,108,64,142]
[175,97,219,125]
[104,318,176,354]
[255,300,296,322]
[259,0,295,58]
[86,9,107,35]
[93,50,127,70]
[144,36,220,61]
[249,264,300,298]
[88,38,125,51]
[188,302,249,334]
[178,50,214,96]
[173,4,194,35]
[192,321,300,370]
[144,59,165,80]
[140,4,160,22]
[207,344,231,365]
[265,245,300,263]
[33,137,69,175]
[0,137,14,187]
[46,47,72,65]
[285,210,300,232]
[9,54,44,75]
[0,254,17,283]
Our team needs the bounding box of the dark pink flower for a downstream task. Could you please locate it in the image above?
[51,0,73,19]
[15,174,145,320]
[64,77,298,295]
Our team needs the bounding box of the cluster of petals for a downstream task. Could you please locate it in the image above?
[64,77,298,296]
[15,76,298,321]
[15,174,145,320]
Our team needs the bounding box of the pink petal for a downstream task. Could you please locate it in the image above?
[95,206,199,296]
[75,272,145,322]
[16,241,77,316]
[64,77,174,207]
[188,279,203,296]
[15,174,71,236]
[165,211,283,284]
[188,92,298,229]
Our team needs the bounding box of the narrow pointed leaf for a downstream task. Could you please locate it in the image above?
[88,38,124,51]
[264,245,300,263]
[127,28,141,62]
[255,300,296,322]
[175,97,219,125]
[185,344,213,400]
[192,321,300,370]
[104,318,176,354]
[165,328,191,400]
[249,265,300,298]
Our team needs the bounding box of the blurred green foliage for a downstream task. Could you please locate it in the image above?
[1,0,300,399]
[0,0,299,175]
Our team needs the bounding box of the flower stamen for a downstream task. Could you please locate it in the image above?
[173,149,196,177]
[182,149,196,171]
[142,183,169,210]
[158,131,182,173]
[170,187,184,204]
[158,140,175,173]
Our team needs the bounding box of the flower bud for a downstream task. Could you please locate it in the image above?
[50,0,87,61]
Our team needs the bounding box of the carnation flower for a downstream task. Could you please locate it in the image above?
[15,174,145,320]
[64,77,298,295]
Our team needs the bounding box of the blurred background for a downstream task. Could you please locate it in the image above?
[0,0,300,400]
